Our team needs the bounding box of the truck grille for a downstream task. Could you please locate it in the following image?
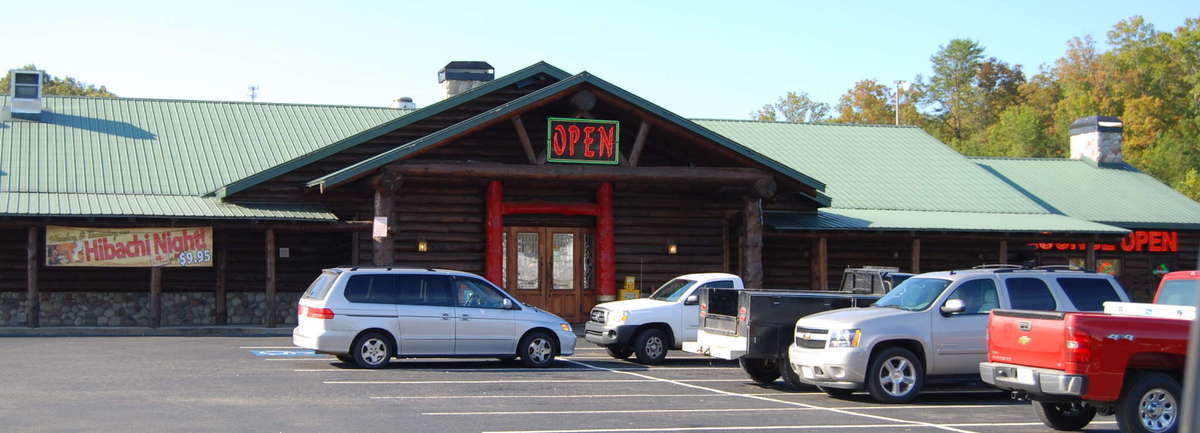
[589,308,606,324]
[795,326,828,349]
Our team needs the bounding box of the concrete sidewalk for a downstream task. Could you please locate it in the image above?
[0,326,293,337]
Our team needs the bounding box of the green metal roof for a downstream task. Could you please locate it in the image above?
[973,157,1200,229]
[213,61,572,198]
[0,192,336,221]
[767,209,1127,234]
[0,95,405,196]
[306,72,829,205]
[695,120,1050,214]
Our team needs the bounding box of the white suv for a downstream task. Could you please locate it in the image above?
[293,267,576,369]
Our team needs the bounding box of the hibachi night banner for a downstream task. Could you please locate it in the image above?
[46,226,213,267]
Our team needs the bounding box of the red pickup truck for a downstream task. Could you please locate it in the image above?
[979,270,1198,433]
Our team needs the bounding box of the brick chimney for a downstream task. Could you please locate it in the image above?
[1069,116,1123,164]
[438,61,494,100]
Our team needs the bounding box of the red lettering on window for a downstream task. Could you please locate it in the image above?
[567,126,580,156]
[552,125,568,156]
[1163,231,1178,252]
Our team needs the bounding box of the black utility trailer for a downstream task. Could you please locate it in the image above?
[683,266,905,388]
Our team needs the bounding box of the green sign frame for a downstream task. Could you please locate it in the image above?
[546,117,621,165]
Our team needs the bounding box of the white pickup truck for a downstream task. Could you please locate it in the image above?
[584,273,744,364]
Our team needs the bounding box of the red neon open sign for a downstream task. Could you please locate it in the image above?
[546,118,620,165]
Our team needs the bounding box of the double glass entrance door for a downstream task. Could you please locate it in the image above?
[506,226,592,322]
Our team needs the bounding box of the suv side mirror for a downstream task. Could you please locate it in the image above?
[684,294,699,306]
[940,299,966,316]
[502,298,514,309]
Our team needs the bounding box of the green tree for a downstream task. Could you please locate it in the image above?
[924,39,986,145]
[0,65,116,97]
[984,104,1051,157]
[751,91,830,123]
[1173,168,1200,202]
[832,79,895,124]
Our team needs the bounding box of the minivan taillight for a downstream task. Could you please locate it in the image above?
[1063,325,1090,373]
[301,305,335,320]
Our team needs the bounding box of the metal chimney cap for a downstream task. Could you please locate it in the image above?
[1069,116,1123,135]
[438,61,495,83]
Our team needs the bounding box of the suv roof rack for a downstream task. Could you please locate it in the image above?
[972,264,1024,270]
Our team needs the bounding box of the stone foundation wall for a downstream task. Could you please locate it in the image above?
[0,290,302,327]
[228,292,301,326]
[162,292,215,326]
[0,292,26,326]
[39,292,151,327]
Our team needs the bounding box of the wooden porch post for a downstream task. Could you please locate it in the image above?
[815,237,828,291]
[911,238,921,274]
[741,197,763,289]
[215,230,227,325]
[1086,241,1097,271]
[150,267,162,328]
[372,171,402,266]
[265,229,277,328]
[26,226,39,328]
[999,240,1008,265]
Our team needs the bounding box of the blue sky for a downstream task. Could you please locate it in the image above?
[3,1,1194,119]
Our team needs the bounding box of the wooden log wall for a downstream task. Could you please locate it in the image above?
[361,177,488,273]
[825,238,916,289]
[612,184,742,294]
[763,232,810,290]
[0,228,27,291]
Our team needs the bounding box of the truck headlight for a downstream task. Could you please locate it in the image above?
[827,329,862,348]
[610,310,629,324]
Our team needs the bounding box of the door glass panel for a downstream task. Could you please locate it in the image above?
[516,232,539,289]
[583,232,593,290]
[552,233,575,290]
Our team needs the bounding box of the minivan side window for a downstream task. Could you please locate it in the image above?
[1004,278,1057,311]
[343,275,399,304]
[423,276,454,307]
[1057,278,1122,311]
[455,278,510,309]
[945,278,1000,314]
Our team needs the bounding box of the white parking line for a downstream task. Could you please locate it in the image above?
[370,392,819,400]
[238,346,300,349]
[482,421,1118,433]
[563,360,979,433]
[425,404,1013,416]
[295,366,739,372]
[264,358,335,361]
[324,378,747,385]
[564,356,713,360]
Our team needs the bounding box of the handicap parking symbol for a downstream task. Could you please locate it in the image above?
[250,349,318,357]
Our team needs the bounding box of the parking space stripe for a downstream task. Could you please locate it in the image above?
[483,423,930,433]
[370,392,816,400]
[564,360,979,433]
[295,366,738,372]
[238,346,300,349]
[425,403,1014,416]
[324,378,746,384]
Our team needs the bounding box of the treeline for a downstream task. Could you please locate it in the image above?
[754,16,1200,201]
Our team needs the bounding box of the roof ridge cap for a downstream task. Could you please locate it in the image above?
[691,118,921,128]
[32,94,409,111]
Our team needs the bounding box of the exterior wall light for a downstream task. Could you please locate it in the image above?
[666,242,678,255]
[417,238,429,253]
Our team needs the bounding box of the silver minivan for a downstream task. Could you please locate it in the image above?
[293,267,576,369]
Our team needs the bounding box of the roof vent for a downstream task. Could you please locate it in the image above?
[437,61,494,100]
[395,96,416,109]
[7,69,45,121]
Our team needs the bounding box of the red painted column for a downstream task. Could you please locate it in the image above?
[485,181,504,286]
[597,182,616,301]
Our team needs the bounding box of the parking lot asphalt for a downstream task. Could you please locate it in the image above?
[0,336,1120,433]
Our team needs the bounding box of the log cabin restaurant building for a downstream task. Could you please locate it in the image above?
[1,62,1198,328]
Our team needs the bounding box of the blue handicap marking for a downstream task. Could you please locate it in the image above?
[250,349,318,357]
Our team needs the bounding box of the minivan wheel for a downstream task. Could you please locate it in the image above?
[739,358,780,385]
[605,345,632,360]
[632,328,668,364]
[518,332,557,368]
[351,331,393,369]
[865,347,924,403]
[1033,401,1096,431]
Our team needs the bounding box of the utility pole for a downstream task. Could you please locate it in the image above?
[247,85,259,102]
[894,80,911,125]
